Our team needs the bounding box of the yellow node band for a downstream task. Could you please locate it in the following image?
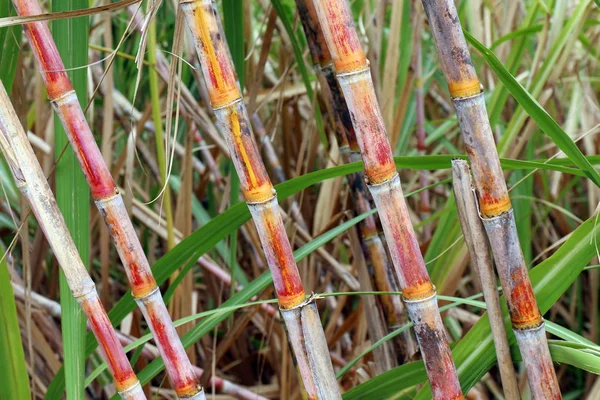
[402,281,435,301]
[448,78,481,98]
[480,196,512,218]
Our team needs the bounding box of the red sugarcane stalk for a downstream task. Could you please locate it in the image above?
[0,81,145,400]
[295,0,416,363]
[13,1,204,397]
[421,1,561,397]
[313,1,463,398]
[180,1,341,398]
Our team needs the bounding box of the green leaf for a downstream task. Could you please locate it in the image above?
[222,0,245,88]
[489,24,543,50]
[546,342,600,375]
[0,244,31,399]
[52,0,89,397]
[0,1,21,94]
[464,30,600,188]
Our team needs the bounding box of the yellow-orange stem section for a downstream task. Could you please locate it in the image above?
[448,78,481,99]
[316,0,366,74]
[226,105,273,202]
[508,270,543,329]
[187,0,239,108]
[248,199,306,309]
[181,0,305,309]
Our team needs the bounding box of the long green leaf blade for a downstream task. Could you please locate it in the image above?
[52,0,89,397]
[464,30,600,188]
[0,245,31,399]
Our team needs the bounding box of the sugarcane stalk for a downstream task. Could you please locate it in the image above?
[295,0,416,364]
[179,1,340,398]
[0,81,145,400]
[312,1,462,398]
[452,160,521,400]
[12,1,205,398]
[421,1,561,398]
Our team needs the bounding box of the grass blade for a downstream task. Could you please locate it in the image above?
[51,0,89,397]
[0,244,31,399]
[0,1,21,94]
[222,0,244,87]
[464,30,600,188]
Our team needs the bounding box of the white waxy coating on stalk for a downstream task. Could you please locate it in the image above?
[0,89,93,298]
[280,298,342,400]
[514,323,560,398]
[119,382,145,400]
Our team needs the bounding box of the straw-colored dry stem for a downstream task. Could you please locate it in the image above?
[422,0,561,397]
[313,1,462,398]
[180,1,340,397]
[296,0,415,362]
[452,160,520,400]
[349,226,397,373]
[0,82,145,400]
[13,1,204,397]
